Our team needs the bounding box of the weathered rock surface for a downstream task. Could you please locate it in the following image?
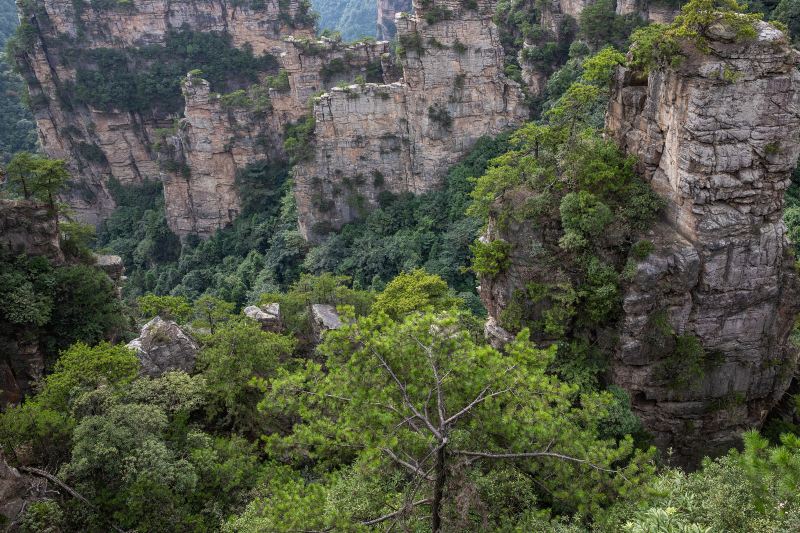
[377,0,413,39]
[606,21,800,461]
[14,0,315,232]
[244,303,283,332]
[128,316,199,377]
[94,254,124,281]
[0,199,63,263]
[311,303,343,341]
[294,0,528,240]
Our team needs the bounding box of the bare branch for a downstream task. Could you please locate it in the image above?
[370,347,442,440]
[381,448,434,481]
[450,450,623,477]
[20,467,127,533]
[362,498,431,526]
[444,385,513,426]
[408,334,447,428]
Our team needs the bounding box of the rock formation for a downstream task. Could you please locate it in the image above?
[244,303,283,332]
[160,38,388,235]
[128,316,199,377]
[12,0,316,228]
[294,0,528,240]
[0,199,63,263]
[377,0,412,39]
[311,303,343,341]
[12,0,399,237]
[478,20,800,464]
[605,21,800,461]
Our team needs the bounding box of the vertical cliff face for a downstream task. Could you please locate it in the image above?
[12,0,315,230]
[294,0,528,240]
[477,21,800,463]
[376,0,412,39]
[157,39,388,235]
[606,21,800,460]
[0,200,61,405]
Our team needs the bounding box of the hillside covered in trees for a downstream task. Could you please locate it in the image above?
[2,0,800,531]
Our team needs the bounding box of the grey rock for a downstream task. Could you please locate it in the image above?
[127,317,199,377]
[606,21,800,463]
[244,303,283,333]
[311,304,343,342]
[94,254,125,281]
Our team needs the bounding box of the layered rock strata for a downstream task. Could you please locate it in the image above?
[15,0,316,228]
[294,0,528,240]
[605,21,800,460]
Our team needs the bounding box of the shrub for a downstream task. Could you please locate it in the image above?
[470,239,512,278]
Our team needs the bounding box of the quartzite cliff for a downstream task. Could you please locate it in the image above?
[480,20,800,462]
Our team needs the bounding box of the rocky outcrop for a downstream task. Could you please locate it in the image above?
[377,0,413,39]
[294,0,527,240]
[605,21,800,461]
[244,303,283,332]
[615,0,680,23]
[13,0,315,231]
[0,199,62,263]
[127,316,199,377]
[311,303,343,341]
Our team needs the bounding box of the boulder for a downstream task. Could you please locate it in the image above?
[311,304,343,342]
[244,303,283,333]
[127,317,198,377]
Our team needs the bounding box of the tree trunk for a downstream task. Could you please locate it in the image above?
[431,441,447,532]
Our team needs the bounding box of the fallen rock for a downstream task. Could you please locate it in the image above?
[127,317,199,377]
[244,303,283,333]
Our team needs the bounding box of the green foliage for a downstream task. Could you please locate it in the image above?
[0,251,129,376]
[20,500,65,533]
[257,310,654,529]
[470,238,512,277]
[581,46,626,87]
[427,103,453,129]
[138,294,193,322]
[371,269,463,318]
[630,239,654,260]
[304,135,509,301]
[3,152,69,208]
[284,115,316,164]
[559,190,614,251]
[63,29,278,113]
[197,318,295,435]
[608,431,800,532]
[772,0,800,42]
[258,273,373,340]
[579,0,646,51]
[629,0,762,72]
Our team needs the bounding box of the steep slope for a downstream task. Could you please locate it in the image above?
[477,20,800,464]
[606,21,800,461]
[294,0,528,240]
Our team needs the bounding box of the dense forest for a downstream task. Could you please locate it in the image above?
[2,0,800,531]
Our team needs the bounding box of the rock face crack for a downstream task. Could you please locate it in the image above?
[292,0,528,241]
[605,21,800,464]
